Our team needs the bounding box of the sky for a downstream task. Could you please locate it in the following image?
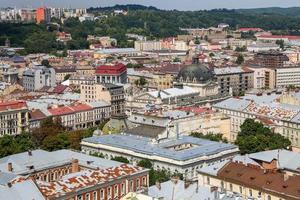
[1,0,300,10]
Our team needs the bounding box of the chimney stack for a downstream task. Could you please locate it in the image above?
[71,159,80,173]
[7,163,13,172]
[28,150,32,156]
[155,181,161,190]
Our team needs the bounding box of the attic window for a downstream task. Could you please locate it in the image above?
[225,170,230,173]
[250,176,256,180]
[266,181,272,185]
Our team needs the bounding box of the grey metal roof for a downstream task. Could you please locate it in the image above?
[82,135,238,161]
[0,179,45,200]
[0,149,121,175]
[148,180,215,200]
[0,172,18,186]
[249,149,300,171]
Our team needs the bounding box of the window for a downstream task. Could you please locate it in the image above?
[130,180,134,192]
[85,193,90,200]
[93,191,97,200]
[207,177,210,185]
[100,189,104,200]
[121,183,125,195]
[108,187,112,199]
[230,184,233,191]
[114,185,118,197]
[239,186,243,194]
[136,179,140,189]
[249,189,252,197]
[142,177,146,186]
[77,195,82,200]
[267,195,271,200]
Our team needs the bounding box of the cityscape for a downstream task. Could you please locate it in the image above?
[2,2,300,200]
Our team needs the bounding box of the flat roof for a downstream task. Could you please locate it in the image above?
[82,135,238,161]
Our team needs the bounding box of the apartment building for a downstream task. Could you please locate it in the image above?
[213,92,300,148]
[36,7,51,24]
[80,83,125,115]
[0,149,149,200]
[198,150,300,200]
[22,65,56,91]
[214,67,254,96]
[254,51,289,68]
[0,101,29,136]
[134,40,162,51]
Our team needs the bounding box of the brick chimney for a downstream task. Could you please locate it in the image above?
[7,163,13,172]
[71,159,80,173]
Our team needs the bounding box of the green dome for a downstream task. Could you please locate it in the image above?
[177,64,215,83]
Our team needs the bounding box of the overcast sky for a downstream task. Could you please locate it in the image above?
[1,0,300,10]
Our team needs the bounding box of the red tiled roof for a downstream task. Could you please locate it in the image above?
[95,63,126,75]
[48,106,74,116]
[176,106,213,115]
[29,109,47,120]
[0,101,27,112]
[48,104,92,116]
[37,164,145,198]
[218,162,300,200]
[69,104,92,112]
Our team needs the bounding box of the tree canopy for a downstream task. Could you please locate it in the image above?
[235,119,291,154]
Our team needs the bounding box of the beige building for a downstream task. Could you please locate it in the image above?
[80,83,125,115]
[0,101,29,136]
[134,40,162,51]
[127,68,174,90]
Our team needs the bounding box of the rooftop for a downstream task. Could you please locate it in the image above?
[82,135,238,162]
[37,164,146,198]
[0,149,122,175]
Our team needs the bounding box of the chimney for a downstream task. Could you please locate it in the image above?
[28,150,32,156]
[7,163,13,172]
[171,176,179,185]
[7,182,12,188]
[71,159,80,173]
[155,181,161,190]
[284,173,290,182]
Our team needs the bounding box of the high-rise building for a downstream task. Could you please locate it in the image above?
[36,7,51,24]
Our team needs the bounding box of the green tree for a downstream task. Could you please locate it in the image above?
[41,59,51,68]
[236,119,291,154]
[64,74,71,81]
[191,132,227,143]
[276,39,285,49]
[137,159,153,168]
[236,54,244,65]
[111,156,130,163]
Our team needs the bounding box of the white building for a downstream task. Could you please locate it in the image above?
[22,65,56,91]
[81,134,239,180]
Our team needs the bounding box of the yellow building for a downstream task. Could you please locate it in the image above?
[0,101,29,136]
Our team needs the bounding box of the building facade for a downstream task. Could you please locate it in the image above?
[0,101,29,136]
[95,63,127,84]
[214,67,254,96]
[0,149,149,200]
[22,65,56,91]
[80,83,125,115]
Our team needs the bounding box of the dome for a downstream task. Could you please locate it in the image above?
[176,64,215,83]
